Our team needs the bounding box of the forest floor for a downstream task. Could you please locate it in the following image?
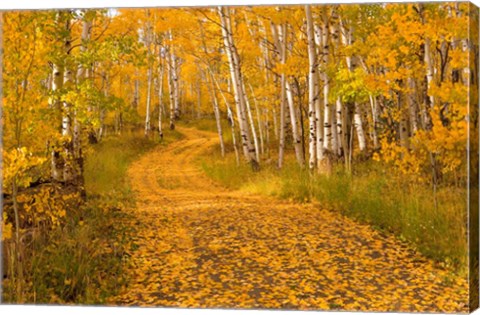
[109,126,468,312]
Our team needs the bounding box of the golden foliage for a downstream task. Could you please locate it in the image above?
[110,127,468,312]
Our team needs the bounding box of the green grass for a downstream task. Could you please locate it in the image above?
[29,131,160,304]
[179,117,229,133]
[85,133,156,195]
[200,152,468,272]
[3,128,183,304]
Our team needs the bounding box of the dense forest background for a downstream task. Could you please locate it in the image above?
[0,2,478,307]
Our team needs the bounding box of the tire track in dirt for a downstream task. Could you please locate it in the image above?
[110,126,468,312]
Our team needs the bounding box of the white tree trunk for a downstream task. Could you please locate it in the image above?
[218,6,258,168]
[322,9,332,151]
[62,19,75,183]
[228,107,240,166]
[277,23,287,169]
[208,73,226,157]
[368,94,380,149]
[71,15,92,185]
[341,19,366,153]
[171,47,180,120]
[167,46,176,130]
[144,12,153,136]
[145,65,153,136]
[354,105,366,151]
[243,82,260,162]
[158,55,165,139]
[50,13,66,182]
[315,79,324,166]
[305,5,318,170]
[210,69,239,164]
[51,63,64,182]
[286,80,304,166]
[424,37,434,107]
[335,97,344,155]
[248,84,265,156]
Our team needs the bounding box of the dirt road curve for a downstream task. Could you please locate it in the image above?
[110,126,468,312]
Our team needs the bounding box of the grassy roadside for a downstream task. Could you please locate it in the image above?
[30,132,159,304]
[199,145,468,273]
[2,129,183,304]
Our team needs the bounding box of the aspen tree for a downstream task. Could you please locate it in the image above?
[207,73,226,157]
[248,84,265,156]
[50,15,65,182]
[418,4,435,115]
[144,9,153,136]
[210,68,240,165]
[169,32,180,120]
[243,81,260,162]
[277,23,287,169]
[158,47,165,139]
[286,80,304,166]
[321,8,333,151]
[305,5,319,170]
[71,11,92,185]
[218,6,259,169]
[167,40,176,130]
[340,17,366,152]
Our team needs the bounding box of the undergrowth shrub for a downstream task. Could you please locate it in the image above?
[2,130,158,304]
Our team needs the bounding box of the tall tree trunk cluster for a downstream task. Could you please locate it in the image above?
[50,11,86,185]
[218,6,259,170]
[30,4,474,185]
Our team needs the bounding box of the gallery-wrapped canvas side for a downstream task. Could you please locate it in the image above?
[469,2,479,312]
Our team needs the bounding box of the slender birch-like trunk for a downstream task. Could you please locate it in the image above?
[218,6,258,169]
[133,71,139,110]
[144,12,153,136]
[243,81,260,162]
[341,19,366,152]
[170,33,180,120]
[51,66,64,180]
[167,45,176,130]
[277,23,287,169]
[248,84,265,156]
[305,5,318,170]
[335,97,344,155]
[368,94,380,149]
[315,76,324,165]
[353,105,366,151]
[424,39,434,108]
[72,14,92,186]
[158,52,165,139]
[207,73,226,157]
[265,108,270,156]
[210,69,240,164]
[228,107,240,166]
[51,13,66,182]
[286,80,304,166]
[62,17,77,183]
[145,66,153,135]
[418,4,434,129]
[322,9,332,151]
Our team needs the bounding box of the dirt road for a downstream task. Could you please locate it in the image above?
[111,126,468,312]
